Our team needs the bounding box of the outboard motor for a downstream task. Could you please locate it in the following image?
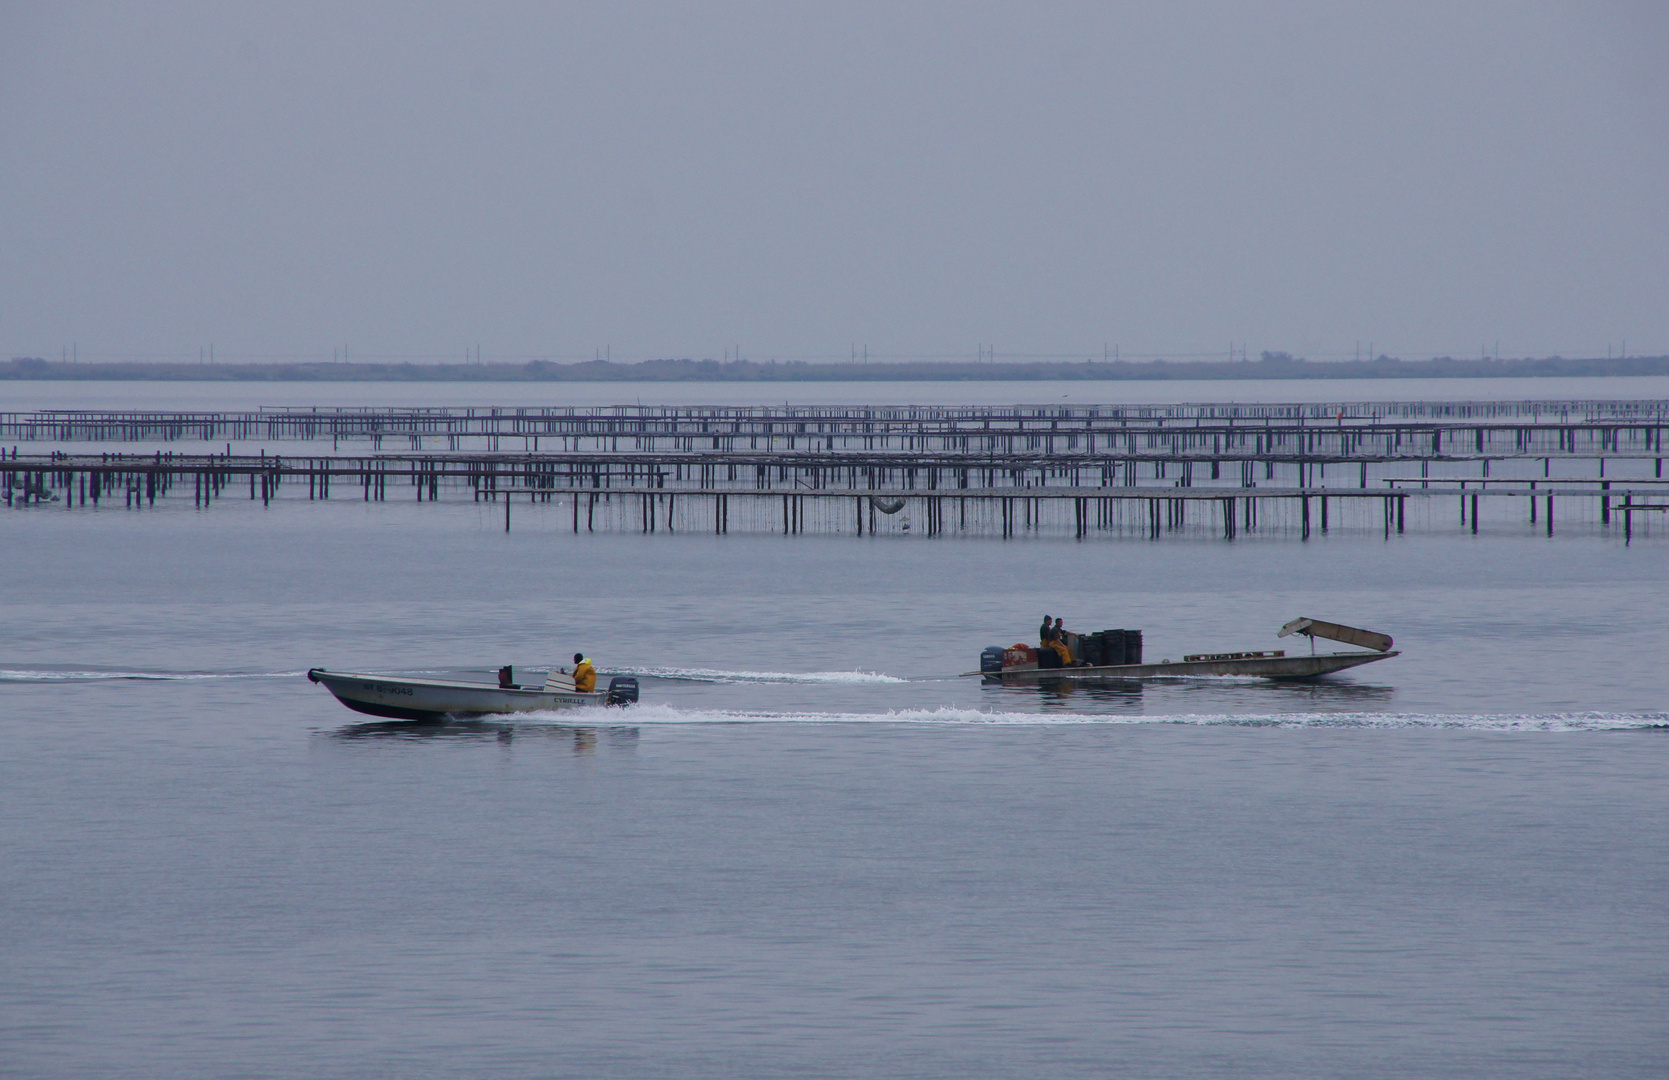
[979,646,1005,675]
[606,676,639,706]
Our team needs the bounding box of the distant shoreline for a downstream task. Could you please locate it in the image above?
[6,354,1667,383]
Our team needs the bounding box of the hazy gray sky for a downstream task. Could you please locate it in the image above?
[3,1,1665,363]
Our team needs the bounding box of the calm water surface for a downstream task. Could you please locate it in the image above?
[3,493,1667,1077]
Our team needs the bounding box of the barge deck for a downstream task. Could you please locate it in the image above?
[979,649,1397,683]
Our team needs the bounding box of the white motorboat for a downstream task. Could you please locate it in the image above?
[308,667,639,720]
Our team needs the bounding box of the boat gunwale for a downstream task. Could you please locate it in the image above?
[309,668,596,699]
[974,649,1399,682]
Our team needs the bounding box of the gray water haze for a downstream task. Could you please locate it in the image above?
[4,481,1667,1077]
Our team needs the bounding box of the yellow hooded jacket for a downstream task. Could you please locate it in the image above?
[573,658,596,693]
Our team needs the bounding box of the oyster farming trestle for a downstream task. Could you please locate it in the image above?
[4,399,1667,540]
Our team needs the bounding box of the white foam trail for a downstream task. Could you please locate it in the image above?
[2,667,509,684]
[516,703,1668,732]
[609,665,907,685]
[0,669,308,683]
[0,666,906,686]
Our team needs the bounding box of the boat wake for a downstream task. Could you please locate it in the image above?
[0,665,911,687]
[609,665,908,685]
[517,703,1669,732]
[0,667,309,683]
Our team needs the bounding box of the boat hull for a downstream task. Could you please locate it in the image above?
[988,650,1398,684]
[308,669,612,719]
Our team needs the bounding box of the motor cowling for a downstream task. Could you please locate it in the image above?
[979,646,1005,674]
[606,676,639,706]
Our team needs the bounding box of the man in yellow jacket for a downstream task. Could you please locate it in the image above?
[572,653,596,693]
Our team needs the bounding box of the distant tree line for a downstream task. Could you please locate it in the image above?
[6,353,1668,382]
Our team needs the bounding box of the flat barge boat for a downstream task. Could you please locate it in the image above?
[974,617,1398,684]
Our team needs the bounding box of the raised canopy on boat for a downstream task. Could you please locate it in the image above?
[1278,617,1393,653]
